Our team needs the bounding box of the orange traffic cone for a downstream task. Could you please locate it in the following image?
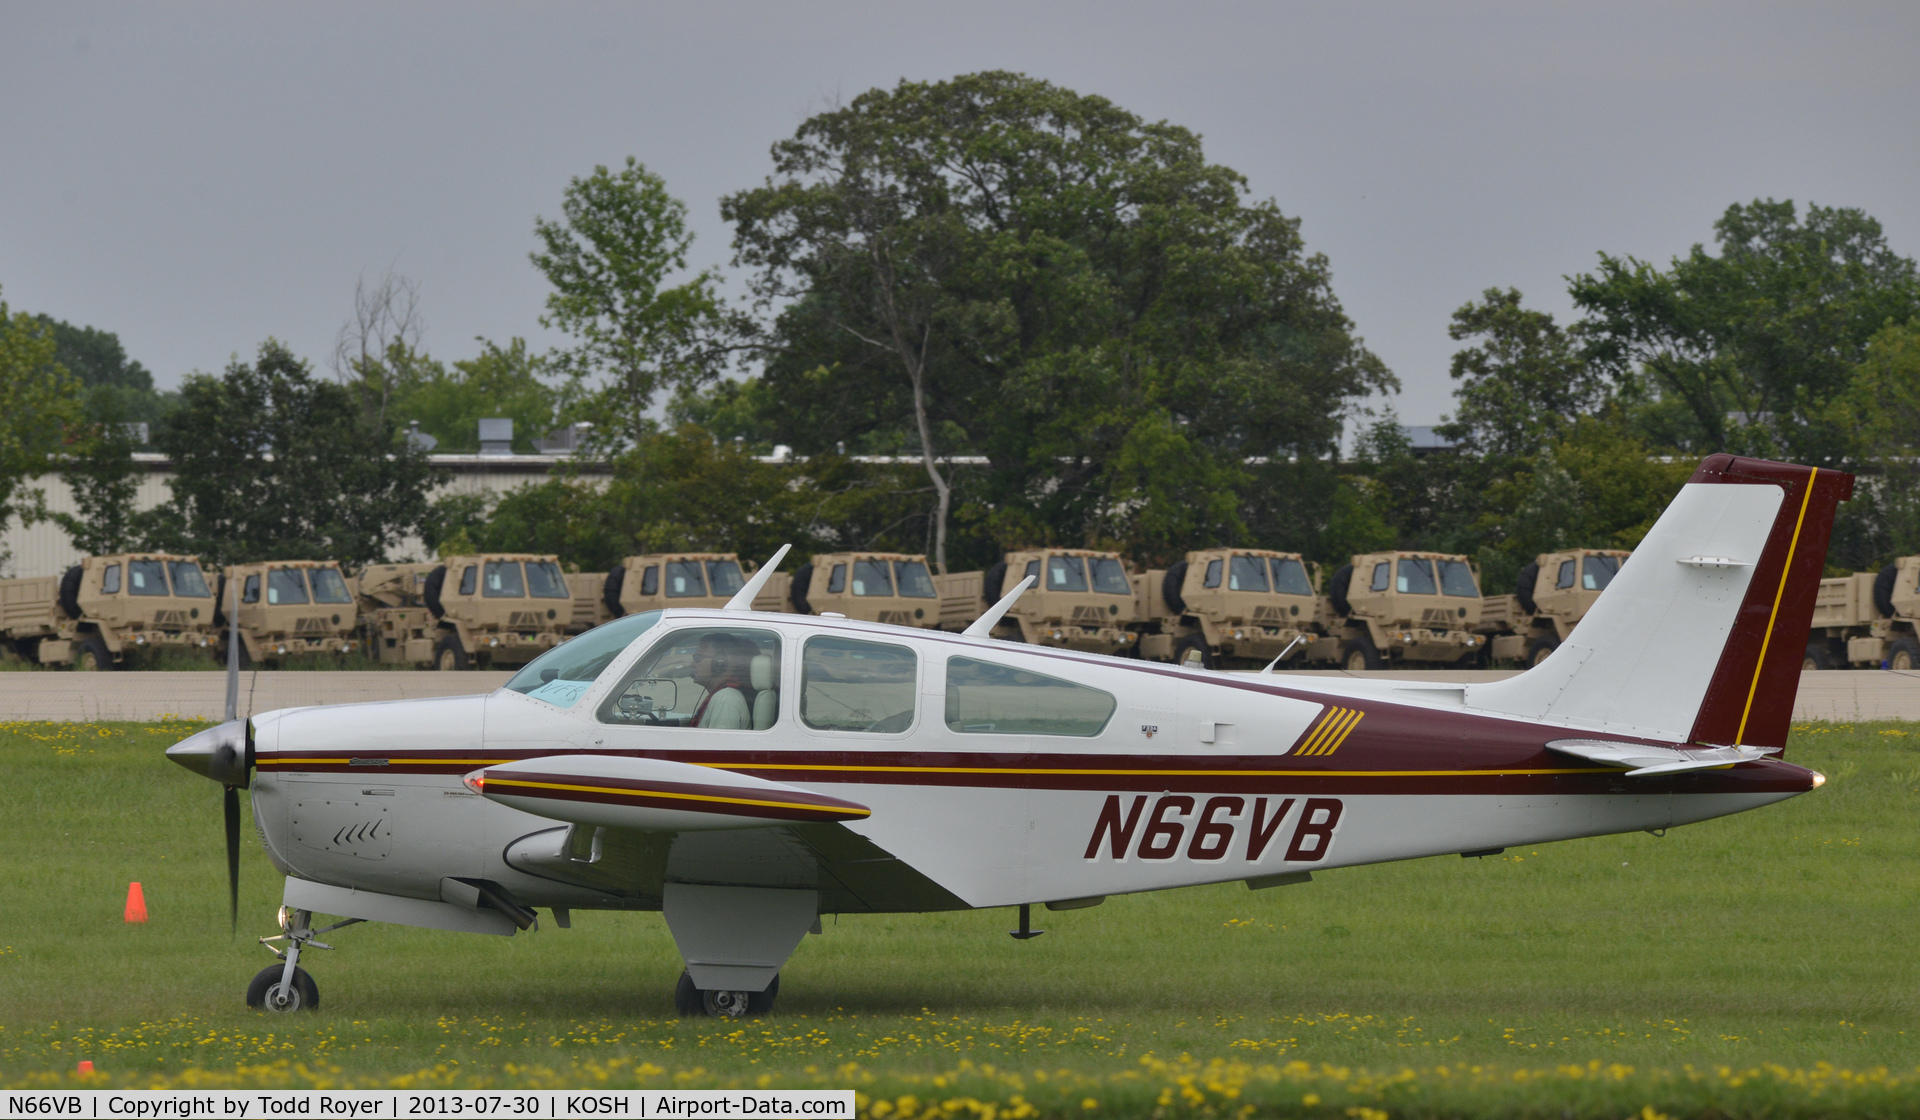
[124,882,147,924]
[77,1061,94,1078]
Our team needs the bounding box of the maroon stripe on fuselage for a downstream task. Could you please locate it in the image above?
[486,772,867,822]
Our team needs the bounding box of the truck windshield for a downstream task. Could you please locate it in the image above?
[168,561,211,598]
[1270,558,1313,596]
[665,561,706,597]
[483,561,526,597]
[505,610,663,709]
[895,560,937,598]
[1046,556,1089,592]
[1090,557,1131,594]
[851,560,893,596]
[267,568,310,605]
[527,561,570,599]
[309,568,353,603]
[1438,559,1479,597]
[1396,558,1437,595]
[129,560,169,596]
[1583,554,1620,591]
[1229,555,1269,592]
[706,560,746,597]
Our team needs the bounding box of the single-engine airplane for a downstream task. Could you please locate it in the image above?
[169,454,1851,1016]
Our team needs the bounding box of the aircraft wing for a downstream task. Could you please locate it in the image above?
[468,754,871,832]
[1545,738,1779,777]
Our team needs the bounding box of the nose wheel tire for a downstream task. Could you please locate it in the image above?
[246,964,320,1012]
[674,970,778,1018]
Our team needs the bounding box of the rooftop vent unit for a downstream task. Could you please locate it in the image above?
[477,418,513,456]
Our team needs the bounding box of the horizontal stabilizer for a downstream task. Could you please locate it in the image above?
[1546,738,1778,777]
[468,754,870,832]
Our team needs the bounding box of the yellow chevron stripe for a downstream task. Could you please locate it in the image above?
[1315,708,1366,756]
[484,777,870,818]
[1293,708,1344,757]
[1303,707,1362,756]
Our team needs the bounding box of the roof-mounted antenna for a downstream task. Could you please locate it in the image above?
[724,544,791,611]
[963,576,1037,638]
[1260,633,1308,674]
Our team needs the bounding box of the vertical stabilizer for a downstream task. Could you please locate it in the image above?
[1465,455,1852,748]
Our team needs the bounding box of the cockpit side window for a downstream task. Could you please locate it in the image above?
[640,565,660,596]
[1369,563,1390,592]
[101,564,121,594]
[597,626,781,730]
[1556,559,1576,589]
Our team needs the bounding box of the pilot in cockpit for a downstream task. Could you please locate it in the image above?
[690,633,760,729]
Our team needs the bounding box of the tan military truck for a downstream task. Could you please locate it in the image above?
[355,553,573,670]
[1806,559,1920,669]
[600,552,789,618]
[1134,549,1322,669]
[1303,551,1486,670]
[215,560,360,667]
[1476,549,1630,667]
[0,553,219,669]
[935,549,1141,655]
[787,552,943,627]
[564,571,613,634]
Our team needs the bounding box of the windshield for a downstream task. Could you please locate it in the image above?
[706,560,746,597]
[664,561,706,597]
[309,567,352,604]
[895,560,937,598]
[1270,558,1313,596]
[267,568,309,605]
[527,561,570,599]
[1583,554,1621,591]
[851,559,893,596]
[506,611,663,708]
[1438,559,1479,597]
[1396,558,1437,595]
[483,561,525,597]
[1046,556,1089,593]
[168,561,210,598]
[1228,555,1269,592]
[128,560,168,596]
[1090,557,1131,594]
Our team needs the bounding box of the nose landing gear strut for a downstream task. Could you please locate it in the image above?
[247,907,364,1012]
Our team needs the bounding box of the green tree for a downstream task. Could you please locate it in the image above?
[1438,288,1604,459]
[32,314,173,435]
[0,291,84,569]
[532,159,732,444]
[723,71,1391,569]
[1571,199,1920,463]
[385,338,564,452]
[53,421,138,555]
[139,340,441,566]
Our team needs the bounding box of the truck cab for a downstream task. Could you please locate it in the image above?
[218,560,360,666]
[789,552,942,627]
[1478,548,1629,666]
[1137,548,1320,668]
[1308,551,1485,670]
[944,549,1140,655]
[355,554,573,670]
[606,553,760,616]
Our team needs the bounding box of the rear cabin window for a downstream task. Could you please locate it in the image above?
[1438,559,1479,598]
[1369,563,1390,592]
[705,560,746,598]
[267,568,309,605]
[1397,558,1437,595]
[827,564,847,594]
[640,565,659,596]
[309,568,352,603]
[801,636,917,733]
[169,561,211,597]
[895,561,937,598]
[526,561,570,599]
[459,566,477,595]
[1583,555,1620,591]
[1229,555,1268,592]
[129,560,169,596]
[945,657,1116,737]
[483,561,525,597]
[851,560,892,596]
[1270,558,1313,596]
[100,564,120,594]
[1090,557,1131,594]
[1047,556,1089,592]
[664,561,706,597]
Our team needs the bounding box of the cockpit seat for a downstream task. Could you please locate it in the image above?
[751,654,778,729]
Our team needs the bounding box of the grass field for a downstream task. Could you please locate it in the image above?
[2,717,1919,1117]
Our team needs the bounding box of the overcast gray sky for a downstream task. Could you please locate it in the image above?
[5,2,1916,426]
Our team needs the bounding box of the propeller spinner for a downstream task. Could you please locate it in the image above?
[166,718,252,932]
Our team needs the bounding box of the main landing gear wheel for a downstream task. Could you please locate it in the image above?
[246,964,319,1012]
[674,970,778,1018]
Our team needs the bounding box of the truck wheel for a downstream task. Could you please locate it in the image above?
[76,633,120,671]
[1890,637,1920,672]
[1804,643,1833,671]
[1525,636,1559,668]
[1174,633,1214,670]
[1341,636,1382,672]
[434,636,470,671]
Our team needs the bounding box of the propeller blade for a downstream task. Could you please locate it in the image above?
[223,785,240,934]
